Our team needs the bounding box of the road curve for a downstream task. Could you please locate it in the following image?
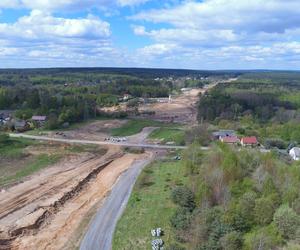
[9,133,196,150]
[80,157,153,250]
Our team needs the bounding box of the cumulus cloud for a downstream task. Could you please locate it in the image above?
[128,0,300,68]
[0,0,150,11]
[0,10,122,67]
[131,0,300,46]
[0,10,110,40]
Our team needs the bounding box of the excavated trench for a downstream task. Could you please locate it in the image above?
[0,159,114,249]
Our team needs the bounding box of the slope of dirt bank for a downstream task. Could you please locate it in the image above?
[12,152,151,250]
[0,145,150,250]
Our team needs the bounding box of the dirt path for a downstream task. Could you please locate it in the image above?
[0,144,151,250]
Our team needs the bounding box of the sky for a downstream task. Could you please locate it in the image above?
[0,0,300,69]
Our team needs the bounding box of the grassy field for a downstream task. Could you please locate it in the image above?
[0,137,99,187]
[111,119,169,136]
[0,154,61,187]
[0,138,34,158]
[112,158,187,250]
[149,128,185,145]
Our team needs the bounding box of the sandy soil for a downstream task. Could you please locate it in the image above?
[0,143,152,250]
[138,84,216,124]
[48,119,128,141]
[11,152,151,250]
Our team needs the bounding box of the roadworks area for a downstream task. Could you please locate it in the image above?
[0,145,152,250]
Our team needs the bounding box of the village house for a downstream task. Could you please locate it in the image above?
[0,111,12,124]
[289,147,300,161]
[241,136,258,147]
[31,115,47,127]
[212,130,236,140]
[14,120,29,132]
[220,136,240,144]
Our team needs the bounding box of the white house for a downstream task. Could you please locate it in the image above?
[289,147,300,161]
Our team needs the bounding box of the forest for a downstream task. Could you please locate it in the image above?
[167,142,300,249]
[197,72,300,146]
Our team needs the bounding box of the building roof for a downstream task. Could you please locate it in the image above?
[241,136,258,144]
[32,116,47,121]
[221,136,240,144]
[15,120,27,128]
[213,130,236,137]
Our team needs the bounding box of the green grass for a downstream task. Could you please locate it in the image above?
[111,119,170,136]
[112,159,187,250]
[0,154,61,186]
[0,138,34,158]
[149,128,185,145]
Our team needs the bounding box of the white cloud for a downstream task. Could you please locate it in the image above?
[0,10,110,40]
[127,0,300,68]
[0,0,150,11]
[0,10,122,67]
[131,0,300,46]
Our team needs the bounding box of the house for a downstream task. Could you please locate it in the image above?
[220,136,240,144]
[32,116,47,127]
[241,136,258,147]
[14,120,29,132]
[289,147,300,161]
[212,130,236,140]
[0,111,12,124]
[123,94,131,101]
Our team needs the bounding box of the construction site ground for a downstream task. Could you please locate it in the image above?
[0,86,208,250]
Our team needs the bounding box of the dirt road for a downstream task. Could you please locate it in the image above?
[80,156,154,250]
[138,83,217,124]
[9,133,190,150]
[0,142,153,250]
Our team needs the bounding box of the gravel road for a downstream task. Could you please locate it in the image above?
[80,157,153,250]
[9,133,192,150]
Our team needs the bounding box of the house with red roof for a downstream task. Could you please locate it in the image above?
[241,136,258,147]
[220,136,240,144]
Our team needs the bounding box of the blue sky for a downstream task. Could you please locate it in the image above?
[0,0,300,69]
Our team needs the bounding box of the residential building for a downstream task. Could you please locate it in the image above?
[220,136,240,144]
[212,130,236,140]
[241,136,258,147]
[32,115,47,127]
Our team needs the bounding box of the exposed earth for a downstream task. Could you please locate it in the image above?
[0,85,212,250]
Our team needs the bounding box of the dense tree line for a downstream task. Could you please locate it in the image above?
[169,144,300,249]
[197,86,296,123]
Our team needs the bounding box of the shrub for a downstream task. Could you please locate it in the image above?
[292,197,300,215]
[166,244,185,250]
[170,207,192,230]
[0,133,9,144]
[254,196,276,226]
[265,138,286,149]
[273,204,300,239]
[244,225,283,250]
[220,231,242,250]
[171,186,196,211]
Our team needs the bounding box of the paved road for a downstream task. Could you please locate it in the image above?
[9,133,195,150]
[80,157,153,250]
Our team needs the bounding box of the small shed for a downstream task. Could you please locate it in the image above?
[289,147,300,161]
[32,116,47,127]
